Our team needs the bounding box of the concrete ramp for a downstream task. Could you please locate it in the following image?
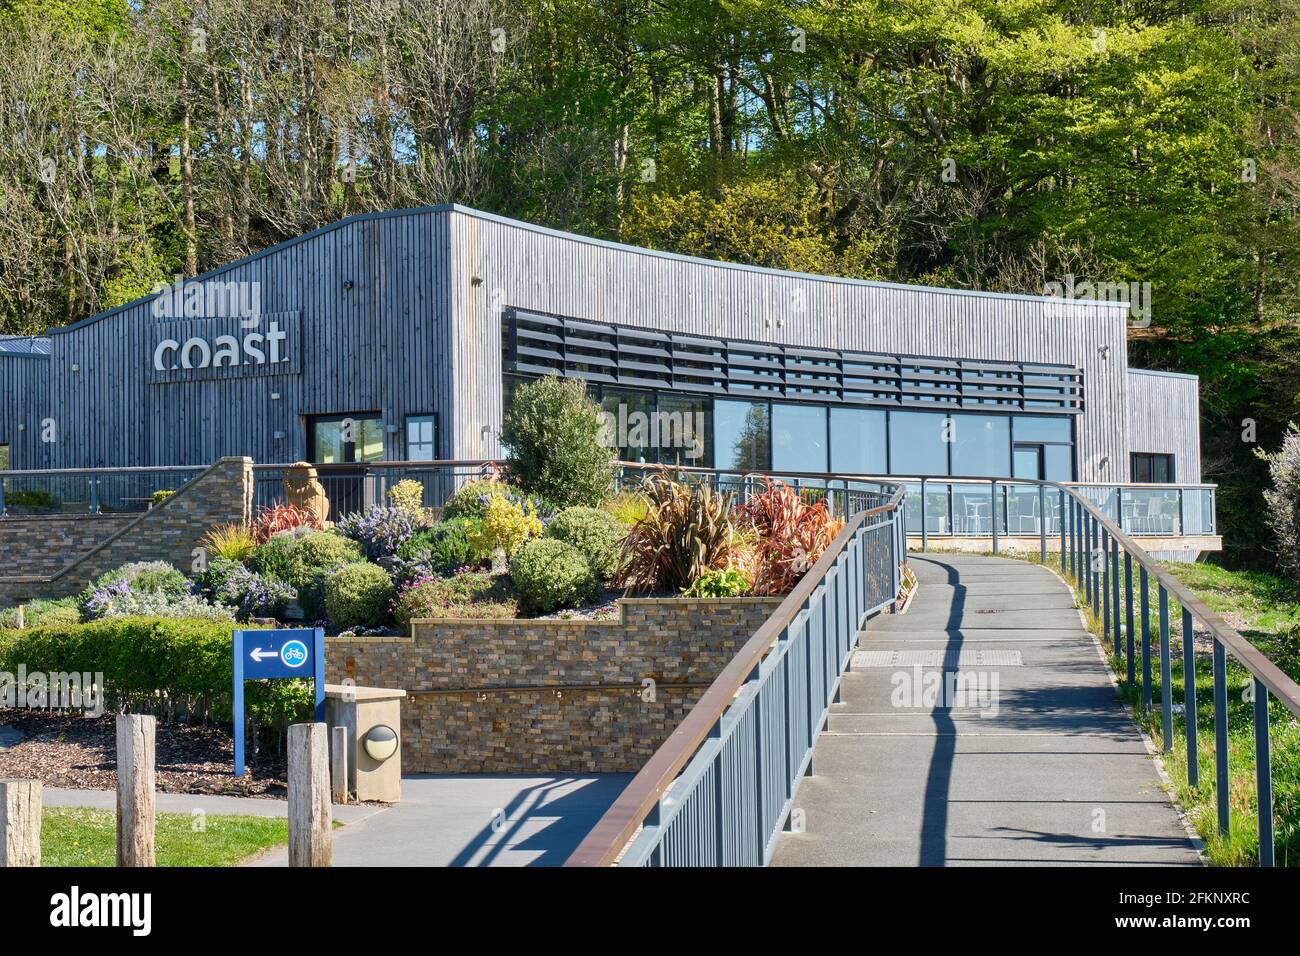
[772,553,1201,867]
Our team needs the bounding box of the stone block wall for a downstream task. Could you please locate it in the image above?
[0,516,133,577]
[0,457,253,606]
[326,597,782,773]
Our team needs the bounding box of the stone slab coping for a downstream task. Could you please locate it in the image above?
[324,683,407,701]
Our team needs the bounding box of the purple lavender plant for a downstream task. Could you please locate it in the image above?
[336,506,415,560]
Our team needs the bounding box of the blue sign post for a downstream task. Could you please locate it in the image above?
[232,627,326,777]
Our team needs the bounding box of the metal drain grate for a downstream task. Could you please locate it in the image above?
[851,649,1022,668]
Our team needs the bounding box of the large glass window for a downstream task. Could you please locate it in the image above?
[656,393,710,466]
[1013,415,1072,443]
[309,414,384,464]
[772,403,828,473]
[830,407,887,475]
[889,410,950,476]
[714,401,771,471]
[1044,445,1074,481]
[600,388,657,463]
[951,414,1011,477]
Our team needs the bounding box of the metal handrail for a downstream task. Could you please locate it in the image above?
[1049,478,1297,865]
[566,482,907,867]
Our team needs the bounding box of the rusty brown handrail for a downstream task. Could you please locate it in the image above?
[565,484,906,867]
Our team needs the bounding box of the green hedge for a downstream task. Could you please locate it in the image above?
[0,617,312,728]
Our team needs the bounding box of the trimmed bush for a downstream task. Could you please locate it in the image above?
[502,373,616,507]
[510,539,598,613]
[393,572,519,629]
[0,617,309,728]
[284,531,365,619]
[323,562,395,631]
[545,506,626,579]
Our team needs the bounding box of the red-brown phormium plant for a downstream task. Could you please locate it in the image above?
[740,477,845,595]
[250,502,324,544]
[617,471,741,593]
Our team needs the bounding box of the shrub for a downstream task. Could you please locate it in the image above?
[89,590,233,621]
[545,507,626,579]
[202,523,257,561]
[336,506,415,560]
[151,489,174,506]
[283,531,365,619]
[442,478,510,521]
[1260,424,1300,580]
[511,539,598,613]
[465,494,543,560]
[83,562,191,612]
[249,534,297,581]
[603,491,649,526]
[393,572,519,629]
[289,531,364,579]
[683,567,751,598]
[210,565,296,620]
[5,489,55,508]
[0,598,81,629]
[502,374,616,508]
[0,617,309,728]
[250,503,324,544]
[396,520,478,576]
[740,477,844,595]
[196,557,245,600]
[324,562,395,631]
[388,479,430,523]
[619,473,741,592]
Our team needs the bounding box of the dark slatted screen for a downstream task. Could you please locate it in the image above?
[504,308,1084,414]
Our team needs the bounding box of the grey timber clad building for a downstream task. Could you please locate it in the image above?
[0,204,1201,491]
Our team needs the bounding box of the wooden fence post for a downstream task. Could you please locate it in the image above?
[331,726,349,805]
[116,714,156,867]
[0,779,41,866]
[288,722,332,867]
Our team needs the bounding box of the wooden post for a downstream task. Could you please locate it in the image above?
[115,714,156,867]
[0,779,41,866]
[288,722,332,867]
[331,726,349,805]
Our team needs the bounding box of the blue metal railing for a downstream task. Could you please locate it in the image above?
[1058,482,1299,866]
[566,482,906,867]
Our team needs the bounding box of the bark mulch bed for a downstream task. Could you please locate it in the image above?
[0,711,288,798]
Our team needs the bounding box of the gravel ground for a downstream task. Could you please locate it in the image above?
[0,711,288,797]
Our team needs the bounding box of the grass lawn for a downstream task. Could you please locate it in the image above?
[1033,552,1300,866]
[41,807,288,867]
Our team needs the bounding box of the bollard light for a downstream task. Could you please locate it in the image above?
[363,724,398,762]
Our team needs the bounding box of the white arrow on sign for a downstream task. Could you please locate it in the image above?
[249,647,278,663]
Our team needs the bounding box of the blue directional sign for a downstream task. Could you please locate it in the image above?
[232,628,326,776]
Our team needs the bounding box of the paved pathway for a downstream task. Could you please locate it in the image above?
[772,553,1201,867]
[247,774,630,867]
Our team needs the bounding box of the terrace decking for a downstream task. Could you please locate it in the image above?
[771,553,1201,867]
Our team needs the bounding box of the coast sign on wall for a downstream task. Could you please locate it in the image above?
[148,311,303,384]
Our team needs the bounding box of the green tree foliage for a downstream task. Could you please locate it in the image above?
[0,0,1297,567]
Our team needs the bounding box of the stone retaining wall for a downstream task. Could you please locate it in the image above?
[0,516,134,577]
[326,597,782,773]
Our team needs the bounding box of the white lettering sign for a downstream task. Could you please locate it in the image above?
[148,312,301,384]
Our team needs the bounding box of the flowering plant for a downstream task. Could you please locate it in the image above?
[336,506,416,560]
